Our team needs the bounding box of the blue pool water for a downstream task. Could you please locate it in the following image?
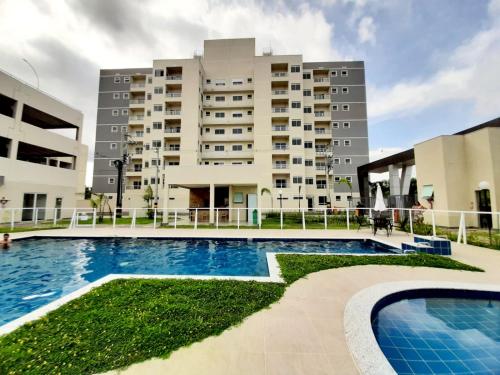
[372,293,500,375]
[0,237,395,326]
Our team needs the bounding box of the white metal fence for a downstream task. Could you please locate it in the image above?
[1,207,499,245]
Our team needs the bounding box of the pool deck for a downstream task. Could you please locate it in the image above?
[9,228,500,375]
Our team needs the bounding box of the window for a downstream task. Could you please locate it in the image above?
[206,79,211,84]
[153,122,162,130]
[205,111,211,117]
[111,126,118,133]
[205,95,211,100]
[146,127,150,133]
[336,195,341,201]
[247,161,253,164]
[316,180,327,189]
[303,89,311,96]
[214,145,225,151]
[304,141,313,149]
[152,140,161,148]
[305,178,314,185]
[345,158,352,164]
[232,145,243,151]
[275,179,287,188]
[123,76,130,83]
[292,138,302,146]
[247,143,253,149]
[303,72,311,79]
[291,119,301,127]
[293,176,303,184]
[331,87,338,94]
[332,122,339,128]
[215,79,225,86]
[113,93,120,99]
[109,160,115,167]
[247,94,252,99]
[110,143,117,150]
[344,140,351,147]
[291,83,300,91]
[346,176,352,183]
[154,104,163,112]
[154,87,163,94]
[232,79,243,85]
[342,87,349,94]
[341,70,348,77]
[304,106,312,113]
[304,124,312,131]
[333,158,340,164]
[331,70,337,77]
[305,159,313,166]
[291,65,301,73]
[114,76,121,83]
[233,95,243,101]
[247,78,253,83]
[291,101,301,109]
[292,157,302,165]
[147,93,152,100]
[247,127,252,132]
[232,128,243,134]
[334,176,341,183]
[332,105,339,111]
[143,179,149,186]
[112,109,119,116]
[151,158,161,166]
[121,109,128,115]
[123,93,129,99]
[319,196,328,205]
[232,113,243,118]
[121,126,127,132]
[343,122,350,128]
[342,104,350,111]
[215,129,225,134]
[205,128,210,133]
[215,96,225,102]
[215,112,225,118]
[154,69,164,77]
[247,110,253,115]
[333,139,340,146]
[108,178,116,184]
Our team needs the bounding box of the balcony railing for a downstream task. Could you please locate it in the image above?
[165,92,182,98]
[316,184,327,189]
[128,167,142,172]
[315,129,331,134]
[164,145,180,151]
[166,75,182,80]
[271,72,288,77]
[129,99,145,104]
[129,115,144,121]
[314,111,326,117]
[272,107,288,113]
[315,148,327,154]
[274,184,288,188]
[272,90,288,95]
[126,185,142,190]
[273,163,288,169]
[165,110,181,115]
[164,128,181,134]
[314,94,330,100]
[272,144,289,150]
[133,132,144,138]
[316,165,326,170]
[272,125,288,131]
[130,83,145,89]
[313,77,329,83]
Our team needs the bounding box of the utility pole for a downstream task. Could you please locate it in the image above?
[154,147,160,208]
[114,132,133,218]
[323,145,334,208]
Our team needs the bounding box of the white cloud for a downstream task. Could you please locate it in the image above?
[357,16,376,45]
[368,0,500,122]
[0,0,343,186]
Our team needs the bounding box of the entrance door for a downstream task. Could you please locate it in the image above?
[247,193,257,224]
[55,197,63,219]
[21,193,47,221]
[307,197,313,210]
[477,190,492,229]
[36,194,47,221]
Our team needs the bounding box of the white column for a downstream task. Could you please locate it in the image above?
[209,184,215,224]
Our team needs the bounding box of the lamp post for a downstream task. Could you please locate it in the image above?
[298,185,302,210]
[278,189,283,210]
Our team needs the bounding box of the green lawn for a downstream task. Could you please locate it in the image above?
[0,254,482,375]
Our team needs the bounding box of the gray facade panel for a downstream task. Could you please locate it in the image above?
[97,108,130,124]
[92,175,116,193]
[99,76,131,92]
[98,92,130,108]
[304,61,364,70]
[331,86,366,102]
[330,69,365,85]
[95,124,127,141]
[94,141,123,159]
[331,103,367,120]
[334,138,368,155]
[332,120,368,137]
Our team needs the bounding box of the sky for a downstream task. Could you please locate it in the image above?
[0,0,499,186]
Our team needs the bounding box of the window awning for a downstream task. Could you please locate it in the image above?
[422,185,434,199]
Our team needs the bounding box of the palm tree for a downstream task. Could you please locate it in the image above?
[260,187,273,210]
[143,185,155,219]
[89,193,112,223]
[337,178,353,207]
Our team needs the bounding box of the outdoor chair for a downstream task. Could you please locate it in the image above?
[371,212,393,236]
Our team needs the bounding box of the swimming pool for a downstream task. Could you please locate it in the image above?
[0,237,396,326]
[372,289,500,374]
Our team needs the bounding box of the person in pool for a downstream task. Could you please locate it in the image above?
[1,233,11,249]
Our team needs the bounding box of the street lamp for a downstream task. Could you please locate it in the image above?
[278,189,283,210]
[298,185,302,210]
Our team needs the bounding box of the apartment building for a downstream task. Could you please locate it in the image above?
[0,69,87,221]
[92,38,368,221]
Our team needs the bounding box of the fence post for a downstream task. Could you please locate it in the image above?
[174,209,178,229]
[280,208,283,230]
[324,208,327,230]
[431,210,436,237]
[71,208,76,229]
[237,208,240,229]
[131,209,136,229]
[53,208,57,226]
[346,208,350,230]
[34,208,38,226]
[153,209,157,229]
[302,209,305,230]
[194,208,198,230]
[10,209,15,230]
[457,212,464,244]
[216,208,219,229]
[409,209,413,235]
[112,208,117,228]
[258,208,262,229]
[92,208,97,229]
[391,208,395,224]
[463,212,467,245]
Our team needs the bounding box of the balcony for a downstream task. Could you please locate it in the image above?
[314,94,330,104]
[272,163,289,169]
[272,107,288,113]
[129,115,144,123]
[126,185,142,190]
[272,125,289,132]
[130,83,146,90]
[273,183,289,189]
[129,99,145,106]
[315,148,328,155]
[314,129,332,139]
[166,75,182,81]
[203,114,254,125]
[271,72,288,78]
[202,150,254,159]
[164,145,180,152]
[313,77,330,86]
[272,144,289,151]
[165,110,181,117]
[165,92,182,100]
[132,131,144,138]
[164,127,181,134]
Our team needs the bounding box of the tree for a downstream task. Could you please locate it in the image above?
[260,187,273,210]
[143,185,155,219]
[337,178,353,206]
[89,193,112,223]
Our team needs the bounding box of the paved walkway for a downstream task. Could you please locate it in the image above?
[11,228,500,374]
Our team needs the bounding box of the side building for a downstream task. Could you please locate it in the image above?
[0,69,87,221]
[91,38,369,221]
